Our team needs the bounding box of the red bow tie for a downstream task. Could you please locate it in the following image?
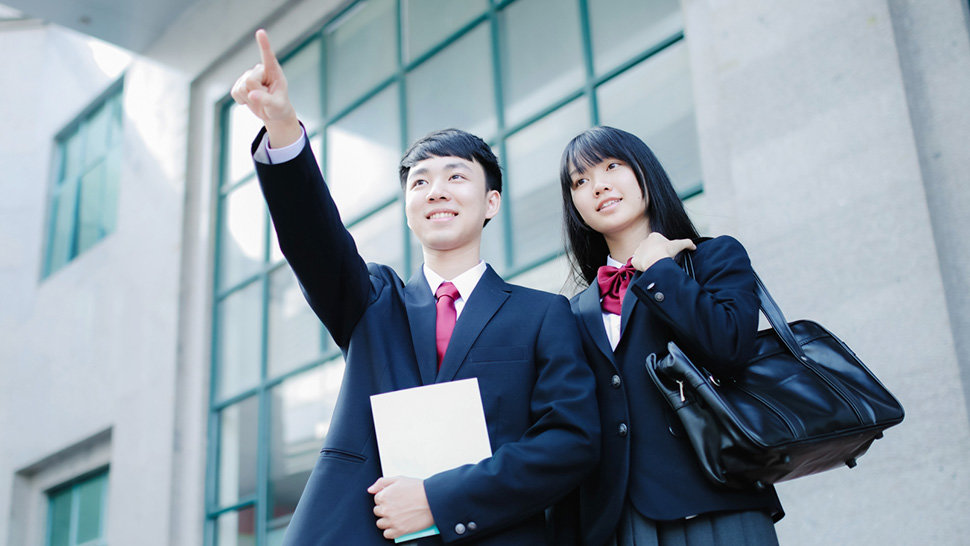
[597,259,636,315]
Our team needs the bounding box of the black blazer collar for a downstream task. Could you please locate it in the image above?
[576,282,615,363]
[405,264,511,384]
[405,269,438,385]
[436,265,510,382]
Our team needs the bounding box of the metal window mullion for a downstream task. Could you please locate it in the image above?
[396,0,412,274]
[256,217,272,545]
[206,102,233,546]
[577,0,599,126]
[488,2,513,271]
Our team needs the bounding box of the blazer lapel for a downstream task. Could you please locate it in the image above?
[619,271,641,341]
[436,265,510,383]
[577,282,615,363]
[405,270,438,385]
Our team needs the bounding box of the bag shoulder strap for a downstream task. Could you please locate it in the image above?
[683,243,806,359]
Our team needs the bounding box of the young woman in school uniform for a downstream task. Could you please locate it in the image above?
[555,126,783,546]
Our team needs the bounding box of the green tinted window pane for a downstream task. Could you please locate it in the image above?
[76,161,108,255]
[84,101,112,163]
[216,282,262,400]
[226,105,263,184]
[281,38,322,130]
[61,131,84,182]
[268,359,345,523]
[597,42,701,194]
[406,22,496,142]
[48,488,72,546]
[47,180,79,273]
[216,505,256,546]
[325,0,397,115]
[349,203,404,273]
[402,0,487,61]
[588,0,682,74]
[499,0,584,127]
[219,180,266,289]
[75,473,107,542]
[268,266,323,378]
[326,85,401,221]
[505,98,589,267]
[218,397,260,507]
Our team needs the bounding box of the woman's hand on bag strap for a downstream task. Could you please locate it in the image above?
[631,232,696,272]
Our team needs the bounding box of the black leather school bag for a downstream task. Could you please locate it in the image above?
[645,252,905,490]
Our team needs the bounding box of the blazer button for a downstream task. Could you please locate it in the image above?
[618,423,629,437]
[654,292,665,302]
[611,375,622,388]
[468,522,478,531]
[455,523,466,535]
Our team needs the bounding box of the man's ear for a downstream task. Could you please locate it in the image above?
[484,190,501,220]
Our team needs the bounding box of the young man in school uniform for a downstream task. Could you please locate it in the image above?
[231,30,599,545]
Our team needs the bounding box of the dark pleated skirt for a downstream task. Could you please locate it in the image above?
[608,503,778,546]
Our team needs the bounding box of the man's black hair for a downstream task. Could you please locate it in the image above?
[399,128,502,194]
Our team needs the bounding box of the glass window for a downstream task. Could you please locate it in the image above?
[349,203,405,273]
[215,282,262,401]
[268,359,345,527]
[597,41,701,194]
[326,85,401,221]
[267,266,324,379]
[216,505,256,546]
[219,180,266,290]
[499,0,584,127]
[218,396,260,507]
[505,97,590,267]
[406,22,497,142]
[226,104,263,185]
[325,0,397,115]
[588,0,682,74]
[47,470,108,546]
[281,38,323,130]
[44,84,123,276]
[402,0,487,61]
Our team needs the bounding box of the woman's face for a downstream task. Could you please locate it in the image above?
[568,157,649,238]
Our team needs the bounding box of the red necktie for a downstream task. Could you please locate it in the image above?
[597,260,635,315]
[435,282,460,368]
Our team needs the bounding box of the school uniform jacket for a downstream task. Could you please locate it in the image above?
[251,129,600,546]
[565,236,783,546]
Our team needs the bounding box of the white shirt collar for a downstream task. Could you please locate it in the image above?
[423,260,487,303]
[606,254,625,268]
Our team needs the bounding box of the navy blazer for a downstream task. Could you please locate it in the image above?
[252,129,600,546]
[559,236,783,546]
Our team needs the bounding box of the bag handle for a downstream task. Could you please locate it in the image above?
[683,250,807,360]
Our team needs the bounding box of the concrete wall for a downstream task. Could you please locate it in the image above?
[684,0,970,543]
[0,22,184,546]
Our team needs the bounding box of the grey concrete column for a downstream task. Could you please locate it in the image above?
[681,0,970,543]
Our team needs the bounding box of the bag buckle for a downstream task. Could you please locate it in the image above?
[677,380,686,402]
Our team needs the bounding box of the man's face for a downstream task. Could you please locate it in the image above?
[404,155,500,255]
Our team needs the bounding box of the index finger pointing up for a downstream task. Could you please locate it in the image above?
[255,29,281,74]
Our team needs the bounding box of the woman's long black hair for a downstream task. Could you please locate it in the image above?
[559,126,700,286]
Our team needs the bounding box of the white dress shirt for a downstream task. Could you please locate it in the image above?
[254,127,306,165]
[423,261,487,319]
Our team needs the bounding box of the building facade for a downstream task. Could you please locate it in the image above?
[1,0,969,545]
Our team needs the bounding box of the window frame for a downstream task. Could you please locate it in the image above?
[45,467,109,546]
[42,78,125,278]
